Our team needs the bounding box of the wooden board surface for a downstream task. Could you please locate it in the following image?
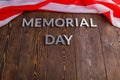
[0,11,120,80]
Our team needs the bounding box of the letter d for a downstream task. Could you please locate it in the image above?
[45,35,55,45]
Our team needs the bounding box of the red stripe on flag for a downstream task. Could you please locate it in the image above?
[113,0,120,4]
[0,10,22,21]
[48,0,96,6]
[47,0,120,18]
[103,11,112,22]
[98,1,120,18]
[0,1,50,20]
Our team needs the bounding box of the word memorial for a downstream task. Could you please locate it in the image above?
[22,18,98,28]
[22,17,98,46]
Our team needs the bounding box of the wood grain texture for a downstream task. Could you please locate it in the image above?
[0,11,120,80]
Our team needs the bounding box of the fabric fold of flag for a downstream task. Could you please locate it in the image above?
[0,0,120,28]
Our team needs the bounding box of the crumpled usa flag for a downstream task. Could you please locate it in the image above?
[0,0,120,28]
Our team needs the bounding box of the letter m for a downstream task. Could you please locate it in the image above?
[22,18,34,27]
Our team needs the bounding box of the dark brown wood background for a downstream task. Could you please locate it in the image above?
[0,11,120,80]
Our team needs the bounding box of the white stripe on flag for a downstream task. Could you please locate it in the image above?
[109,11,120,28]
[40,2,110,13]
[96,0,116,4]
[0,13,21,27]
[41,3,98,13]
[40,2,120,28]
[0,0,45,8]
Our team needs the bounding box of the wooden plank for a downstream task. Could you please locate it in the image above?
[73,14,107,80]
[45,12,77,80]
[0,24,8,80]
[0,15,23,80]
[15,12,46,80]
[99,17,120,80]
[62,14,77,80]
[31,12,49,80]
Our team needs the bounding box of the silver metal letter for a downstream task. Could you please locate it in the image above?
[64,35,73,45]
[55,35,65,45]
[80,18,89,27]
[66,18,74,27]
[90,18,98,27]
[45,35,55,45]
[35,18,42,27]
[55,18,65,27]
[22,18,34,27]
[43,18,54,27]
[75,18,79,27]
